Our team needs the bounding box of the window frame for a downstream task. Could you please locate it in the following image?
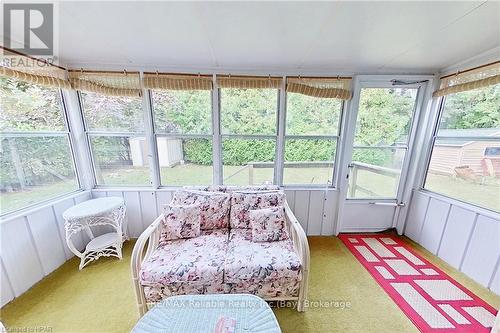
[421,93,500,213]
[219,87,281,186]
[0,88,82,216]
[149,88,215,187]
[282,90,345,188]
[76,74,350,190]
[78,91,149,188]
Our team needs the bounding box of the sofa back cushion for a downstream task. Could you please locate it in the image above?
[249,206,289,242]
[230,191,285,229]
[159,203,201,245]
[172,190,231,230]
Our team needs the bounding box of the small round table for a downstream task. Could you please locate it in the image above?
[132,294,281,333]
[63,197,127,270]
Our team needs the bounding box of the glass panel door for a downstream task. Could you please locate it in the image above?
[348,87,418,199]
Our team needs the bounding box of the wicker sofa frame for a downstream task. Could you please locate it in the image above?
[131,199,310,317]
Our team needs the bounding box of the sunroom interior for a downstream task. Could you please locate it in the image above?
[0,1,499,333]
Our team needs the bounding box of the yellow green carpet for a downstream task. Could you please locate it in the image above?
[1,236,498,333]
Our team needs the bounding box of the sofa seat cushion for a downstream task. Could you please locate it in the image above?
[226,277,300,298]
[224,229,302,284]
[140,229,228,287]
[143,283,229,303]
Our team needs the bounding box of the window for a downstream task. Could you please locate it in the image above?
[348,87,418,198]
[424,84,500,212]
[219,85,278,185]
[151,89,213,185]
[81,92,149,186]
[0,77,79,214]
[284,92,342,185]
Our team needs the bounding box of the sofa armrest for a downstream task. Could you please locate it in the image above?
[131,213,164,317]
[284,201,310,311]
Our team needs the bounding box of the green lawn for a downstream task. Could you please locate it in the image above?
[1,164,498,215]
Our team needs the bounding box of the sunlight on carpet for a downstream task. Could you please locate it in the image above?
[1,236,498,333]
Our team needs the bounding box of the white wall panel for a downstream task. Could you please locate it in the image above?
[26,207,67,275]
[321,190,338,235]
[92,189,339,237]
[123,191,144,237]
[437,206,476,269]
[293,191,310,232]
[341,203,395,231]
[307,191,325,235]
[53,198,80,258]
[404,191,429,242]
[0,258,14,307]
[284,190,296,211]
[461,215,500,287]
[156,191,173,213]
[0,217,44,297]
[489,260,500,295]
[419,198,450,254]
[91,191,107,198]
[0,191,92,307]
[404,190,500,294]
[139,191,158,229]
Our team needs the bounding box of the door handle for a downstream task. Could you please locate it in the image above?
[369,202,406,207]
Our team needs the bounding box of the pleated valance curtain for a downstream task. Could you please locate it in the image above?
[68,70,142,97]
[217,75,282,89]
[286,77,352,100]
[143,73,212,90]
[433,61,500,97]
[0,51,70,89]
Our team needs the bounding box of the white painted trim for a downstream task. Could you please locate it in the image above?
[141,82,161,189]
[0,190,90,224]
[337,75,431,233]
[212,74,222,184]
[418,190,500,221]
[335,75,361,235]
[275,76,287,186]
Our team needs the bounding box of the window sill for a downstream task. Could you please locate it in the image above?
[0,189,88,223]
[417,188,500,220]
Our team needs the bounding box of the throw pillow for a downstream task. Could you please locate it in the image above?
[159,203,201,245]
[249,206,289,242]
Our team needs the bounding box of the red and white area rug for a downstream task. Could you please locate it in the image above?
[339,234,497,332]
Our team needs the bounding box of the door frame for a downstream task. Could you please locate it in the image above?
[335,75,433,234]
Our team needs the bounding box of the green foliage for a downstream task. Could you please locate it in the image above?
[285,139,336,161]
[356,88,416,146]
[0,77,64,131]
[222,139,275,165]
[286,93,341,135]
[153,90,212,134]
[91,137,131,166]
[1,75,499,191]
[183,139,213,165]
[81,92,143,132]
[352,149,394,167]
[0,137,75,189]
[220,89,277,135]
[440,85,500,130]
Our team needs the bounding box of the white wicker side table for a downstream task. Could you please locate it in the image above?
[63,197,127,270]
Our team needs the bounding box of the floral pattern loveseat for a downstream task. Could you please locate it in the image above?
[131,186,310,316]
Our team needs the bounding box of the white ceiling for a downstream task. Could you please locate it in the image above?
[52,1,500,74]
